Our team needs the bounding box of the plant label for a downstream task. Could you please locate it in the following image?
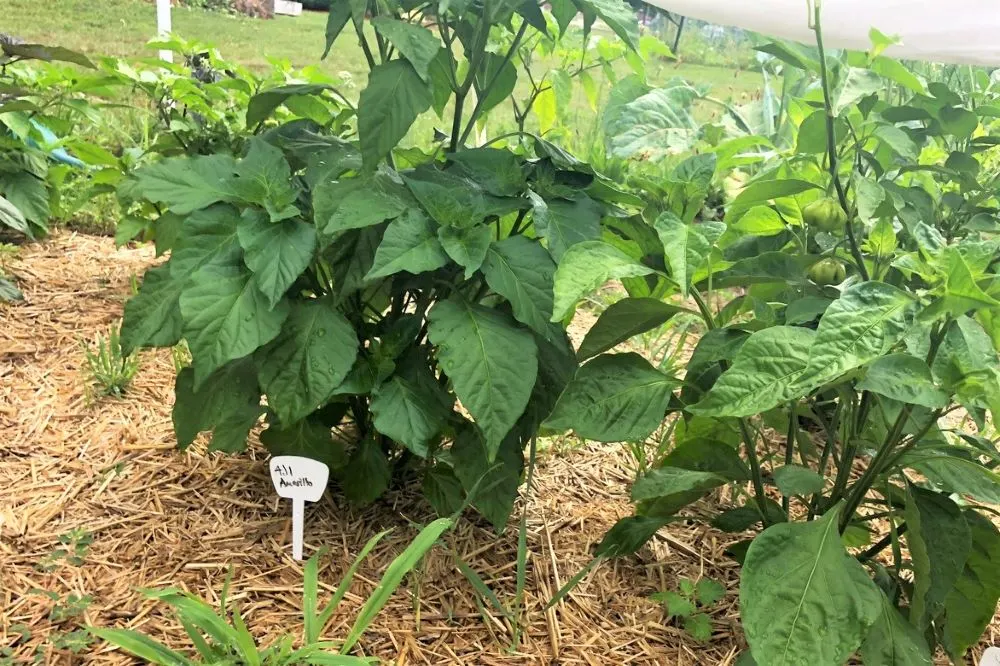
[269,456,329,561]
[981,647,1000,666]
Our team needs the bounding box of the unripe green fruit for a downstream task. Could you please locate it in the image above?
[803,197,848,233]
[808,258,847,285]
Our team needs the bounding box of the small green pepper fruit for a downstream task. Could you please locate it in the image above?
[803,197,848,233]
[808,258,847,285]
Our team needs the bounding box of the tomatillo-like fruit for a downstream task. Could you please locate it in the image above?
[803,197,848,233]
[808,258,847,285]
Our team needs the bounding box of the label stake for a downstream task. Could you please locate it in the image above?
[269,456,329,561]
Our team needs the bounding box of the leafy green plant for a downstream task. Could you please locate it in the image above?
[50,629,93,654]
[37,529,93,571]
[1,38,97,239]
[0,625,31,665]
[545,10,1000,666]
[48,593,92,624]
[83,323,140,397]
[24,529,96,662]
[118,0,640,529]
[89,517,453,663]
[650,576,725,643]
[73,36,358,248]
[0,241,21,301]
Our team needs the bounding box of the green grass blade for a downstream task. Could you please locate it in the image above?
[179,618,216,659]
[230,606,261,666]
[454,556,511,620]
[544,557,603,610]
[148,590,242,649]
[315,531,391,638]
[340,518,454,654]
[220,564,234,615]
[87,627,193,666]
[303,549,325,644]
[289,643,377,664]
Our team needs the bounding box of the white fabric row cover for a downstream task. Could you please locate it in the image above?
[643,0,1000,66]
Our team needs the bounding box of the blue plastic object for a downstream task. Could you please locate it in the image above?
[25,118,86,168]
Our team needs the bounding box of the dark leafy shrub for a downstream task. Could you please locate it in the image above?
[119,0,643,530]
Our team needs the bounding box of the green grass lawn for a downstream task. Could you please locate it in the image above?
[5,0,764,159]
[4,0,345,72]
[4,0,762,95]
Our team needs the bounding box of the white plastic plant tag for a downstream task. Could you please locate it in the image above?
[981,647,1000,666]
[269,456,329,561]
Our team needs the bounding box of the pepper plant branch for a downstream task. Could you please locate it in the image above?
[812,1,869,281]
[691,287,771,523]
[782,402,798,516]
[354,22,377,71]
[837,321,950,532]
[459,20,529,146]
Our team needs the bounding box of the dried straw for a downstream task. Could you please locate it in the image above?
[0,234,995,664]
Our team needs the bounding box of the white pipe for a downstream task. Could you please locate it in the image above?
[643,0,1000,66]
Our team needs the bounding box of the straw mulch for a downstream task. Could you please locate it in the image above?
[1,233,745,665]
[1,233,996,665]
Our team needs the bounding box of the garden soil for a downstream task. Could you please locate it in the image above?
[1,233,996,665]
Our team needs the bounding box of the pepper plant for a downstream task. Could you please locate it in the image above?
[0,38,96,240]
[546,12,1000,666]
[119,0,642,529]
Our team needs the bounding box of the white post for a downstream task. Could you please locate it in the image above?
[291,498,305,561]
[156,0,173,63]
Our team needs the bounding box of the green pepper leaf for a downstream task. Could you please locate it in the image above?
[428,298,537,459]
[257,299,357,426]
[740,506,881,666]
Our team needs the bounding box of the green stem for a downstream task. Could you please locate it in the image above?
[782,402,798,517]
[826,394,858,508]
[879,407,945,474]
[691,287,769,523]
[812,1,869,281]
[808,400,841,519]
[512,435,537,648]
[459,20,528,146]
[508,208,529,236]
[837,318,950,533]
[355,22,377,71]
[839,405,911,532]
[738,419,771,525]
[690,289,716,330]
[858,522,908,563]
[449,92,466,153]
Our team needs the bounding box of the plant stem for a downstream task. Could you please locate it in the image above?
[690,289,716,330]
[837,319,950,532]
[782,402,797,517]
[808,400,841,519]
[858,522,908,563]
[839,405,911,532]
[812,1,869,281]
[690,288,770,523]
[449,92,466,152]
[459,20,528,146]
[826,395,858,509]
[509,208,529,235]
[512,435,538,648]
[738,419,772,525]
[355,22,377,71]
[879,407,945,474]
